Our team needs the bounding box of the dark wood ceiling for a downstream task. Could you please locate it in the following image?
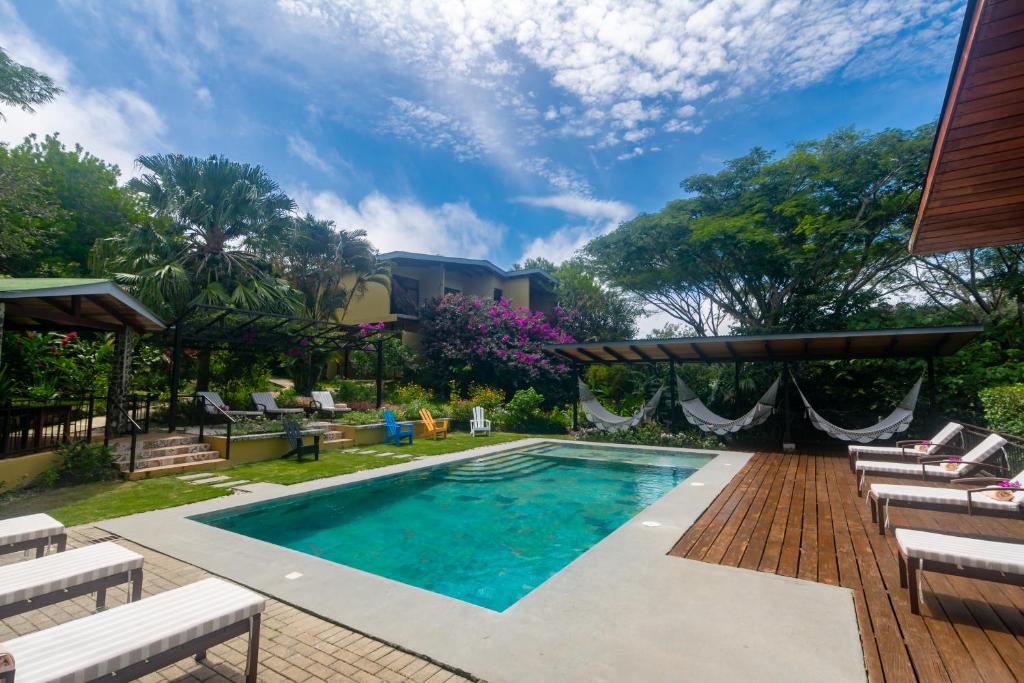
[910,0,1024,254]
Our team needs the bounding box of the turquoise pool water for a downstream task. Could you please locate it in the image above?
[193,442,714,611]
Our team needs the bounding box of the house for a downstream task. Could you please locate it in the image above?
[339,251,558,347]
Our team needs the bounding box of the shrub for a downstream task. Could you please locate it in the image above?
[330,381,377,403]
[446,384,506,427]
[389,383,435,404]
[980,384,1024,436]
[577,422,721,450]
[503,388,569,433]
[46,440,119,486]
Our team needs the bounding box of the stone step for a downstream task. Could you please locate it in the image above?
[124,458,228,480]
[112,434,198,455]
[127,449,222,471]
[210,479,250,489]
[139,442,211,458]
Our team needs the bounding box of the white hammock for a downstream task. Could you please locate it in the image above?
[676,375,780,435]
[578,380,665,432]
[792,372,923,443]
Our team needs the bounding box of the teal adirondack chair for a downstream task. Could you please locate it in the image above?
[383,410,414,446]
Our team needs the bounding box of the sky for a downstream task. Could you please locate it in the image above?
[0,0,966,333]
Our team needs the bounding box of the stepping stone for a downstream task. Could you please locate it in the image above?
[177,473,214,481]
[211,479,250,488]
[189,475,230,485]
[358,450,378,455]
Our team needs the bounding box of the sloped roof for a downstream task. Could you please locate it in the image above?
[0,278,165,332]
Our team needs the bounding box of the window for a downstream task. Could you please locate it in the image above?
[390,275,420,316]
[444,287,461,296]
[493,288,503,301]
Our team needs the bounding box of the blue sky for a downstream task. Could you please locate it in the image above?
[1,0,964,320]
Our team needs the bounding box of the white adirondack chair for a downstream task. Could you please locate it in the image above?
[470,406,491,436]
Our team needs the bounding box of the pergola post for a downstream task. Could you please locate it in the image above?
[107,326,135,435]
[167,324,184,433]
[0,302,5,370]
[572,365,580,431]
[734,360,742,413]
[667,358,678,431]
[374,340,384,409]
[782,361,792,448]
[927,356,937,414]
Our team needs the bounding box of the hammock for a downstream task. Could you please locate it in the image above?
[676,375,780,435]
[792,372,923,443]
[578,380,665,432]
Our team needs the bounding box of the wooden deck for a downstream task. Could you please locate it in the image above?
[669,452,1024,683]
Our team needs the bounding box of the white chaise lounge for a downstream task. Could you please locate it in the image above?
[251,392,303,417]
[868,465,1024,535]
[848,421,964,471]
[0,514,66,559]
[470,406,491,436]
[0,577,265,683]
[0,542,143,619]
[310,390,351,417]
[855,433,1009,496]
[895,528,1024,614]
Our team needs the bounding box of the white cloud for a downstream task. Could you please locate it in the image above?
[286,134,332,173]
[291,188,505,259]
[196,87,214,107]
[516,192,634,265]
[0,2,165,175]
[514,194,633,223]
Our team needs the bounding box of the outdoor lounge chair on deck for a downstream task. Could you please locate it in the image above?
[383,410,413,446]
[310,390,351,418]
[868,465,1024,535]
[0,577,265,683]
[855,433,1009,496]
[0,542,143,619]
[281,419,320,462]
[419,408,448,439]
[196,391,262,419]
[251,392,304,417]
[0,514,66,559]
[848,421,964,472]
[895,528,1024,615]
[470,406,491,436]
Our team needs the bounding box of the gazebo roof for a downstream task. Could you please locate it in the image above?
[0,278,165,333]
[544,326,983,365]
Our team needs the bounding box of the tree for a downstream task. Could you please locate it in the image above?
[587,125,935,334]
[94,154,299,388]
[0,135,147,276]
[902,246,1024,325]
[0,46,61,119]
[514,256,641,341]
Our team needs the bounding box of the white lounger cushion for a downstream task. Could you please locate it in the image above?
[4,577,265,683]
[870,484,1024,511]
[856,433,1007,477]
[0,542,142,607]
[896,528,1024,574]
[0,514,63,546]
[849,422,962,457]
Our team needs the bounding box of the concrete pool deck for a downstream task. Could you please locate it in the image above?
[99,438,867,682]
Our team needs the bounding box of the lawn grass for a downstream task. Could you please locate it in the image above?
[226,431,547,485]
[0,478,230,527]
[0,431,560,525]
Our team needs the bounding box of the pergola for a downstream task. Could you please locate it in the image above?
[160,304,401,430]
[544,326,983,438]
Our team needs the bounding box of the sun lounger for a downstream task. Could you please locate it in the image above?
[855,433,1008,496]
[419,408,448,439]
[868,466,1024,535]
[848,421,964,471]
[0,514,66,559]
[470,406,491,436]
[0,577,265,683]
[310,390,351,417]
[251,391,303,417]
[0,542,143,619]
[895,528,1024,614]
[196,391,262,419]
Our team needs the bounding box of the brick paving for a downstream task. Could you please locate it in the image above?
[0,526,476,683]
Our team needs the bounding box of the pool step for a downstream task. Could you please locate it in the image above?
[440,453,559,482]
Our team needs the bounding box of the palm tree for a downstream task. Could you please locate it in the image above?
[94,154,299,388]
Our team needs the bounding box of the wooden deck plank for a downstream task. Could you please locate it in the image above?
[669,451,1024,682]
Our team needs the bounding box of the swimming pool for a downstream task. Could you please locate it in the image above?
[193,442,715,611]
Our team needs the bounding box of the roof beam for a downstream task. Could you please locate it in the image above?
[724,341,738,359]
[629,344,653,361]
[658,344,684,362]
[930,332,953,356]
[575,347,607,364]
[603,345,630,362]
[552,348,583,364]
[686,342,708,362]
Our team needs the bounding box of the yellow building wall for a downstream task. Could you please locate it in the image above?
[0,450,58,493]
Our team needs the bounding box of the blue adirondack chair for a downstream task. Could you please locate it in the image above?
[383,409,414,446]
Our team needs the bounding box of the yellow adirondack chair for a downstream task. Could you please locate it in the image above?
[419,408,449,439]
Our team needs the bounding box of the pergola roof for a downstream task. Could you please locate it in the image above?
[0,278,165,333]
[544,326,983,365]
[910,0,1024,254]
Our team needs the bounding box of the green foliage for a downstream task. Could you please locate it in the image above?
[577,423,721,450]
[445,384,506,425]
[0,47,61,118]
[980,385,1024,437]
[207,352,273,409]
[329,380,377,403]
[503,388,569,433]
[0,134,147,276]
[389,383,435,404]
[45,440,119,486]
[1,331,112,398]
[349,337,416,380]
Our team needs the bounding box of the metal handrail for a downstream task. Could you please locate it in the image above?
[104,399,143,473]
[195,394,235,461]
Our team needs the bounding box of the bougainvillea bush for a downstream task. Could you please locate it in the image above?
[419,294,575,402]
